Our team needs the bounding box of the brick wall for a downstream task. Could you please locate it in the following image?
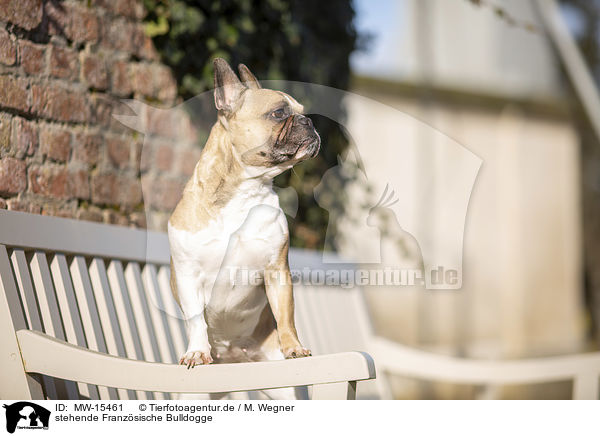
[0,0,199,230]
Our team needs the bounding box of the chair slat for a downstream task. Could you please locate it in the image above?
[10,249,59,400]
[106,260,154,400]
[125,262,163,362]
[0,245,45,399]
[69,256,118,399]
[29,251,80,399]
[142,265,179,400]
[143,264,178,363]
[157,265,188,357]
[125,262,166,400]
[11,250,43,332]
[88,257,136,400]
[50,254,100,400]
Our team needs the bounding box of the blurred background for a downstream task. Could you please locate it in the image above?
[0,0,599,398]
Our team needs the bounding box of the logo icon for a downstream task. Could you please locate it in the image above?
[2,402,50,433]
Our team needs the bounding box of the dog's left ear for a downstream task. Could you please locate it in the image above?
[214,58,246,113]
[238,64,261,90]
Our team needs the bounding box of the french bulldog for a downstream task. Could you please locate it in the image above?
[168,59,320,377]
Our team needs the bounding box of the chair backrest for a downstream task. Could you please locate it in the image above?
[0,210,185,400]
[0,210,385,399]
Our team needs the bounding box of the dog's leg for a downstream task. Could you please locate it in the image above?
[170,258,212,367]
[264,247,311,359]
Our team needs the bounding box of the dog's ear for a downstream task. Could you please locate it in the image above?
[238,64,261,90]
[213,58,246,113]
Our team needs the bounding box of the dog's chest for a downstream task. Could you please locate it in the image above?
[168,182,287,293]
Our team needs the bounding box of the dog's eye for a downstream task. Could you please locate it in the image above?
[270,108,287,120]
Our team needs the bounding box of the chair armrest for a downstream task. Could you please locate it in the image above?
[371,336,600,399]
[16,330,375,394]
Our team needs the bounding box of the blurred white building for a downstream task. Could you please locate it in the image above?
[343,0,584,398]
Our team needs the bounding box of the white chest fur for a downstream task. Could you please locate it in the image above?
[168,179,288,344]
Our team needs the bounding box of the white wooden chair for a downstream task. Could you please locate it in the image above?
[290,251,600,399]
[0,210,374,400]
[1,210,598,400]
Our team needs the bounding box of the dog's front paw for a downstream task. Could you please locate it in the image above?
[282,345,311,359]
[179,350,213,368]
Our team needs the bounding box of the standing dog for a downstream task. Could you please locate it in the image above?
[168,59,319,374]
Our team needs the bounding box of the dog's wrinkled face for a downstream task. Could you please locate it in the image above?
[213,58,320,176]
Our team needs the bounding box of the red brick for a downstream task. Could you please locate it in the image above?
[44,2,98,43]
[28,165,68,198]
[104,0,145,19]
[142,175,183,211]
[90,93,115,127]
[49,45,79,80]
[40,126,70,162]
[68,5,99,43]
[91,172,142,207]
[107,136,130,169]
[19,40,45,75]
[31,84,89,123]
[110,60,131,96]
[44,1,68,37]
[72,132,100,166]
[155,144,173,172]
[0,113,11,152]
[0,75,29,112]
[120,177,142,208]
[7,198,41,213]
[101,19,138,54]
[11,117,37,158]
[0,157,26,195]
[92,0,145,20]
[0,27,16,66]
[130,62,155,97]
[155,65,177,102]
[28,166,88,200]
[0,0,43,31]
[126,24,159,61]
[82,55,108,90]
[119,176,142,207]
[67,169,90,199]
[178,148,202,177]
[145,107,180,139]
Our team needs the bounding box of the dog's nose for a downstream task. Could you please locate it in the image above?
[297,115,313,127]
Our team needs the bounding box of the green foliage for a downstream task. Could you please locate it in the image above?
[143,0,360,250]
